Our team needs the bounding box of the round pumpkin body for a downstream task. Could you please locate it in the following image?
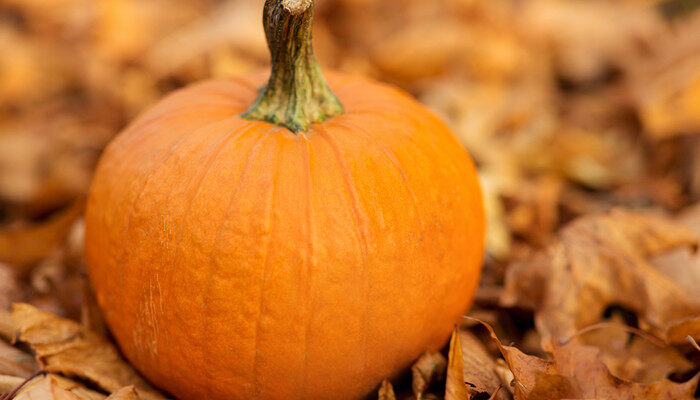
[85,71,485,400]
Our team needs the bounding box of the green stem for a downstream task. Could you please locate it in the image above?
[241,0,343,133]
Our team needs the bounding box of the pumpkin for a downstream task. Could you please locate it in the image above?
[84,0,485,399]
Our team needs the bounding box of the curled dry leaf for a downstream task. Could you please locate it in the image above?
[0,201,83,268]
[377,379,395,400]
[458,331,511,400]
[11,304,166,400]
[475,318,700,400]
[411,351,447,399]
[502,208,700,341]
[445,327,470,400]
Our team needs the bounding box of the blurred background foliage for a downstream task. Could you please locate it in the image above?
[0,0,699,317]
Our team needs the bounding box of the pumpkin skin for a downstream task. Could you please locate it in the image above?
[85,71,485,400]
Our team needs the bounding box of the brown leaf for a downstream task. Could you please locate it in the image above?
[502,208,700,341]
[0,311,14,342]
[411,351,447,400]
[487,386,503,400]
[577,319,693,384]
[11,304,166,400]
[13,374,107,400]
[0,340,38,378]
[13,375,83,400]
[649,204,700,344]
[0,374,25,394]
[547,339,699,400]
[631,13,700,140]
[377,379,396,400]
[106,387,139,400]
[663,316,700,344]
[652,203,700,299]
[445,327,470,400]
[0,264,22,310]
[458,331,511,400]
[478,319,699,400]
[522,0,665,84]
[0,201,83,268]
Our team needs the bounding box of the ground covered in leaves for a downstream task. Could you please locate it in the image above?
[0,0,699,399]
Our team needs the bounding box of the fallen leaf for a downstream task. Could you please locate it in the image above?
[458,331,511,400]
[377,379,395,400]
[521,0,665,84]
[0,311,14,342]
[0,201,83,268]
[411,351,447,400]
[476,318,700,400]
[0,264,22,310]
[577,318,693,384]
[652,203,700,306]
[502,208,700,341]
[12,374,107,400]
[445,327,470,400]
[662,316,700,344]
[631,12,700,139]
[0,340,38,378]
[106,386,139,400]
[11,304,166,400]
[487,386,502,400]
[13,375,83,400]
[0,374,25,394]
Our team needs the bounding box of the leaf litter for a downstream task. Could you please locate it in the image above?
[0,0,699,399]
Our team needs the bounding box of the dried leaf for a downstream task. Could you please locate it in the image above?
[0,311,14,342]
[13,374,106,400]
[11,304,166,400]
[458,331,511,400]
[522,0,665,84]
[377,379,395,400]
[0,264,22,310]
[652,203,700,306]
[0,340,38,378]
[577,318,693,384]
[445,327,470,400]
[106,386,139,400]
[502,209,700,341]
[632,13,700,139]
[0,202,83,268]
[477,319,700,400]
[411,351,447,399]
[0,374,25,394]
[13,375,84,400]
[662,316,700,344]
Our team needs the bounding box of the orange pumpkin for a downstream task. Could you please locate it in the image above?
[85,1,485,399]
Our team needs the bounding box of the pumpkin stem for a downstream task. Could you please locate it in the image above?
[241,0,343,133]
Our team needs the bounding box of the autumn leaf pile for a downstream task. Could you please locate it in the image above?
[0,0,699,398]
